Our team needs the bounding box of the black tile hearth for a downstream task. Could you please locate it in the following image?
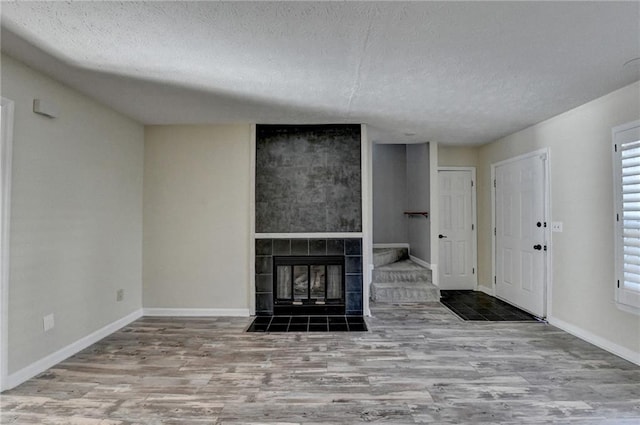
[246,315,368,333]
[440,290,541,322]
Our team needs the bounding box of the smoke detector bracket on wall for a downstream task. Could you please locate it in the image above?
[33,99,57,118]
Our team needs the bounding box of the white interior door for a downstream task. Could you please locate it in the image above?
[495,153,547,317]
[438,169,476,290]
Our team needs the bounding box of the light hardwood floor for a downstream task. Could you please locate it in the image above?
[1,302,639,424]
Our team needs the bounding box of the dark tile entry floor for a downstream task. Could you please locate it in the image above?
[247,315,368,332]
[440,290,542,321]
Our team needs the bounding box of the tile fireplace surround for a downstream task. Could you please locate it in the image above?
[255,238,363,316]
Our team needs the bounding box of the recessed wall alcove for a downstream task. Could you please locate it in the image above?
[254,124,364,315]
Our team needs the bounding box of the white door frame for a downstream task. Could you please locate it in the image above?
[0,97,14,391]
[438,166,478,289]
[491,148,552,318]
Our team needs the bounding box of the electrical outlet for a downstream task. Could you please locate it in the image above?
[116,289,124,302]
[551,222,563,232]
[43,314,54,332]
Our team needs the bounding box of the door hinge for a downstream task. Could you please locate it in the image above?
[617,280,620,288]
[494,227,496,236]
[494,179,496,188]
[472,224,475,231]
[472,268,475,274]
[617,213,620,222]
[494,276,496,284]
[471,180,474,187]
[615,144,618,152]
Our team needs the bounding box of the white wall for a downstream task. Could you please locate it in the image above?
[438,145,479,168]
[143,125,252,311]
[406,143,431,262]
[1,54,144,375]
[477,81,640,361]
[372,144,408,245]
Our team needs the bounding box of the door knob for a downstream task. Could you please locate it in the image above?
[533,244,542,250]
[439,234,447,239]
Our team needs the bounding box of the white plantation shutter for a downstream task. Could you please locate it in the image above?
[613,121,640,312]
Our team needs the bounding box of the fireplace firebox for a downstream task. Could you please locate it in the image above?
[273,256,345,315]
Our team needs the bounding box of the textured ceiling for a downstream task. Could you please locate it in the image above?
[1,1,639,145]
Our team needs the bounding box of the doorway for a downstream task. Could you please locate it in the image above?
[438,167,477,290]
[492,150,549,318]
[0,97,14,391]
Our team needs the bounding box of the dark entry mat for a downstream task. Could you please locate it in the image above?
[247,315,368,332]
[440,290,542,321]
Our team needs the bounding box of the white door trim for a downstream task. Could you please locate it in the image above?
[491,148,551,318]
[0,97,15,391]
[249,124,257,316]
[429,142,439,288]
[361,124,373,317]
[437,166,478,289]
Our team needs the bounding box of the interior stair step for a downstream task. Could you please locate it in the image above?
[373,247,408,267]
[372,259,432,283]
[370,257,440,303]
[371,281,440,303]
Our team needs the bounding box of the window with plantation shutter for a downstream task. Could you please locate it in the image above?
[613,120,640,314]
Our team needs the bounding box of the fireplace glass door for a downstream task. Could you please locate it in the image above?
[273,256,345,314]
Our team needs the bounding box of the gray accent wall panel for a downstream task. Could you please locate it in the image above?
[255,125,362,233]
[406,143,431,262]
[372,144,409,244]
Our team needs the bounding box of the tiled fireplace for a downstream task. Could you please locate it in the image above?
[255,238,363,315]
[254,124,364,316]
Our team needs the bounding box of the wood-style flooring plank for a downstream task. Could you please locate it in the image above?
[1,302,638,424]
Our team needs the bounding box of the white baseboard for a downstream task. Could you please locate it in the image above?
[5,309,143,391]
[3,307,251,391]
[373,243,410,249]
[409,255,431,270]
[143,308,250,317]
[548,315,640,366]
[409,255,438,287]
[475,284,495,296]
